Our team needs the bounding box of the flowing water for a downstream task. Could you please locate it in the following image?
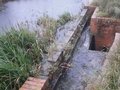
[55,26,106,90]
[0,0,90,32]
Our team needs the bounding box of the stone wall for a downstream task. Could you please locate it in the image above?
[90,7,120,50]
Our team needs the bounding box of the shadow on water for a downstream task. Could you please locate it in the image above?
[54,24,106,90]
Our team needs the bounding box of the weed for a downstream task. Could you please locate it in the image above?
[37,14,57,43]
[92,0,120,18]
[47,42,57,59]
[57,12,71,26]
[88,45,120,90]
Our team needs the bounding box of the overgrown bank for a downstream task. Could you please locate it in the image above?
[0,26,44,90]
[0,12,72,90]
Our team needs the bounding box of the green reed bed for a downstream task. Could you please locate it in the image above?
[0,12,72,90]
[0,26,45,90]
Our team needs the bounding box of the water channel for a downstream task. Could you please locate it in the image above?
[0,0,90,32]
[54,26,106,90]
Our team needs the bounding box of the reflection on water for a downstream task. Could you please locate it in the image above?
[0,0,89,32]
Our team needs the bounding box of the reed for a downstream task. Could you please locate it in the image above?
[0,26,44,90]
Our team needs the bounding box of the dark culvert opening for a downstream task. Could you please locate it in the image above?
[89,35,110,52]
[89,35,95,50]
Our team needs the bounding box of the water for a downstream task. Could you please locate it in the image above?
[55,26,106,90]
[0,0,90,32]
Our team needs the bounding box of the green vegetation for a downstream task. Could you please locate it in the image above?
[57,12,72,26]
[0,12,72,90]
[37,12,72,42]
[92,0,120,18]
[101,47,120,90]
[89,46,120,90]
[37,14,57,43]
[37,12,72,29]
[0,26,45,90]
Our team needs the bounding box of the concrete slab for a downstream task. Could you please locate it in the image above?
[65,31,74,37]
[81,9,87,17]
[60,36,71,44]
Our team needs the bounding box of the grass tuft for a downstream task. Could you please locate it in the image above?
[92,0,120,18]
[57,12,71,26]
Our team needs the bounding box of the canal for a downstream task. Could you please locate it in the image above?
[54,25,106,90]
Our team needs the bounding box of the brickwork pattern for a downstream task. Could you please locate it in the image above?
[90,7,120,50]
[19,77,46,90]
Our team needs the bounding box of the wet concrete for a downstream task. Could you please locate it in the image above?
[0,0,90,32]
[55,26,106,90]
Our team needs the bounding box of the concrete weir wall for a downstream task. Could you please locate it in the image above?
[19,6,96,90]
[90,7,120,51]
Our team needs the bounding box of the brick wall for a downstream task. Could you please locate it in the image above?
[90,7,120,50]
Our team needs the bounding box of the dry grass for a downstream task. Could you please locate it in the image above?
[86,45,120,90]
[92,0,120,18]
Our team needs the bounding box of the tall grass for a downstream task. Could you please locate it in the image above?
[37,14,57,43]
[88,45,120,90]
[101,47,120,90]
[92,0,120,18]
[0,12,72,90]
[57,12,72,26]
[0,26,45,90]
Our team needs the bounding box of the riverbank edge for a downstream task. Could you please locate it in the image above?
[19,6,96,90]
